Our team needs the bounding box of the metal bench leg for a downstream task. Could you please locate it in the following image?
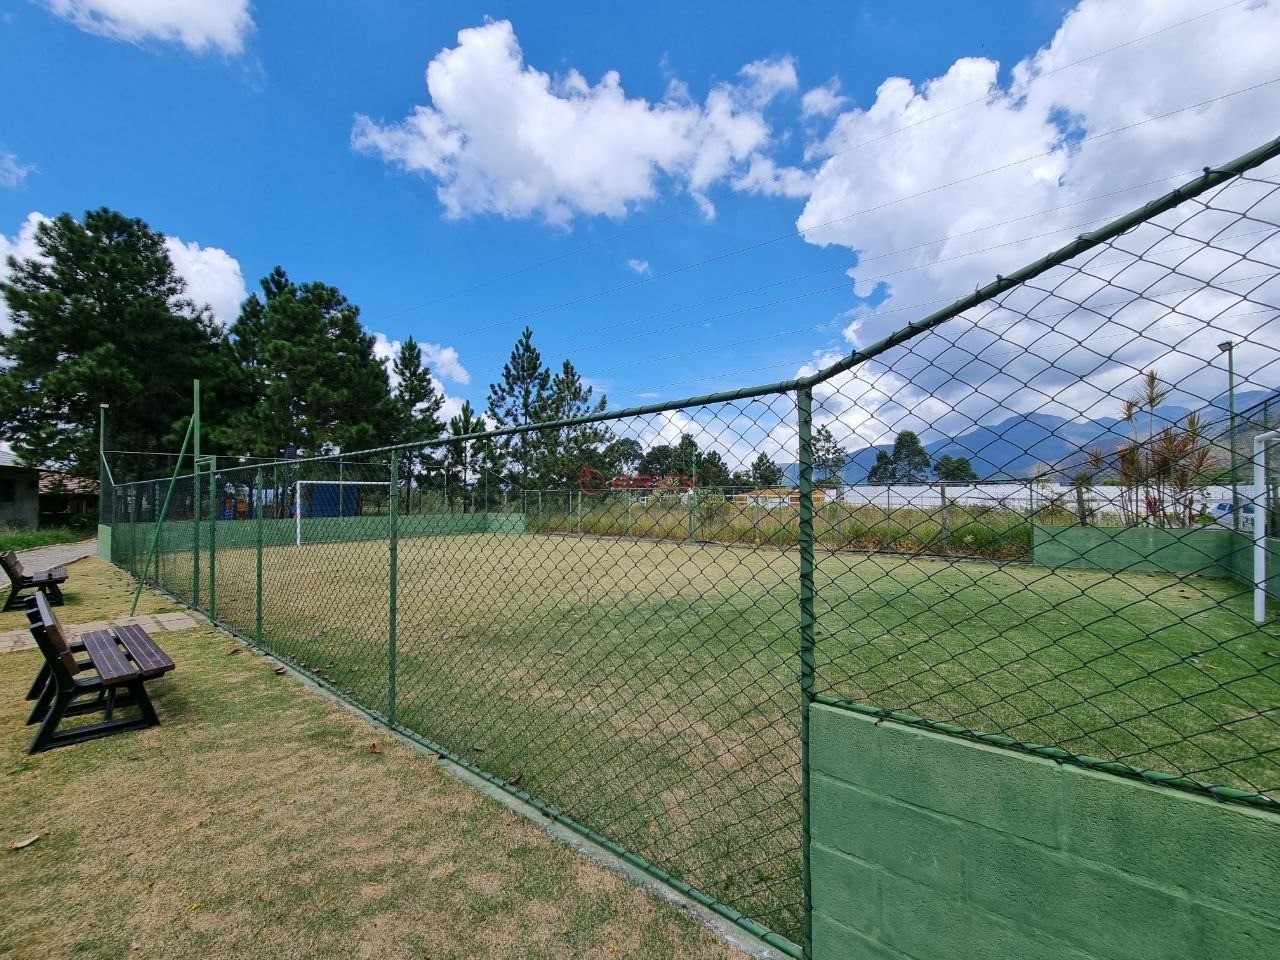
[26,662,50,700]
[131,680,160,727]
[28,689,71,753]
[26,681,56,725]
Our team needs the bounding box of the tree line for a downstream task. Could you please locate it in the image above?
[0,208,796,493]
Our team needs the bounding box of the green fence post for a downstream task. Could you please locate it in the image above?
[796,386,816,960]
[192,380,201,611]
[255,467,264,646]
[388,452,399,726]
[208,456,217,622]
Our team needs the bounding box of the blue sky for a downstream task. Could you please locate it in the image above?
[2,0,1278,456]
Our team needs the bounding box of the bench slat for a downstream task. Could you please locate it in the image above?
[80,630,141,686]
[114,625,175,678]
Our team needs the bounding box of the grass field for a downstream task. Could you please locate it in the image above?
[0,557,745,960]
[138,529,1280,945]
[0,525,91,554]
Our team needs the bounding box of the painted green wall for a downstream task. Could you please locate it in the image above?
[809,703,1280,960]
[1033,524,1280,602]
[1032,524,1246,578]
[112,512,526,558]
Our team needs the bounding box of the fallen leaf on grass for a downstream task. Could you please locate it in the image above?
[10,834,39,850]
[227,647,240,655]
[506,773,523,787]
[369,742,383,754]
[273,665,287,675]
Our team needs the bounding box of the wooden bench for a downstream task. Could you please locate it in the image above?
[24,593,175,753]
[3,549,67,612]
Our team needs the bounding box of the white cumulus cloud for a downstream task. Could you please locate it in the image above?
[793,0,1280,440]
[164,236,246,327]
[800,79,847,119]
[0,212,49,336]
[41,0,253,55]
[372,332,470,386]
[352,20,797,224]
[627,258,650,275]
[0,150,34,189]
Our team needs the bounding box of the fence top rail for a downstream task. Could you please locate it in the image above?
[109,133,1280,485]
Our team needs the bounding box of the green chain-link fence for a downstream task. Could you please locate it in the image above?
[108,136,1280,956]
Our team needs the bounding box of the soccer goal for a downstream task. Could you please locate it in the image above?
[1253,429,1279,623]
[294,480,391,546]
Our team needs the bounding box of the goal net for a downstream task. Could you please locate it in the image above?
[294,480,391,546]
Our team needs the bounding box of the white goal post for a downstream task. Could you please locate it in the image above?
[1254,430,1279,624]
[294,480,391,546]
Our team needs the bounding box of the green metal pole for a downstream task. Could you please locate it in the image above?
[795,387,816,960]
[130,418,194,616]
[255,467,264,646]
[192,379,201,611]
[388,452,400,726]
[208,455,217,622]
[98,403,108,540]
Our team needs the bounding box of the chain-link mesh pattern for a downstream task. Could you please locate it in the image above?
[810,165,1280,804]
[107,146,1280,951]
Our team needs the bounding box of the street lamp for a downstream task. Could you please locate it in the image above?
[1218,341,1238,531]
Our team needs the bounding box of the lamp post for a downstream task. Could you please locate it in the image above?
[1218,341,1238,531]
[98,403,108,529]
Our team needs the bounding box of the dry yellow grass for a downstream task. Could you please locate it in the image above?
[0,554,183,633]
[0,557,746,960]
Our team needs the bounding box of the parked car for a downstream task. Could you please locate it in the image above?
[1207,500,1255,531]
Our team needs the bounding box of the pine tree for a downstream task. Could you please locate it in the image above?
[447,400,486,491]
[543,359,611,485]
[393,336,447,491]
[224,266,397,458]
[750,452,784,488]
[811,425,847,487]
[0,208,230,479]
[486,327,552,485]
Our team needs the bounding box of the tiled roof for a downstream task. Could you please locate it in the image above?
[39,471,99,495]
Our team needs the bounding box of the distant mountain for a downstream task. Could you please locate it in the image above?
[782,386,1279,484]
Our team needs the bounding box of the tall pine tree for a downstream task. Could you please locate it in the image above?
[393,335,447,490]
[0,208,230,479]
[543,359,611,485]
[486,327,552,486]
[223,267,398,458]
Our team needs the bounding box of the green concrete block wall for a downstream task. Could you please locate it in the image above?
[113,512,526,557]
[809,703,1280,960]
[1033,524,1280,602]
[1032,524,1246,578]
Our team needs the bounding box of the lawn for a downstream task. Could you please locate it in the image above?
[0,553,184,634]
[0,557,747,960]
[149,529,1280,947]
[0,525,92,554]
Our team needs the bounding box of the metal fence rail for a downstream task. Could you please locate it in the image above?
[108,136,1280,956]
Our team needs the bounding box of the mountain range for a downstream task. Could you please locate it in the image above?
[784,387,1277,483]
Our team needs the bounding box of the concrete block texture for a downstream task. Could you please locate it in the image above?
[809,703,1280,960]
